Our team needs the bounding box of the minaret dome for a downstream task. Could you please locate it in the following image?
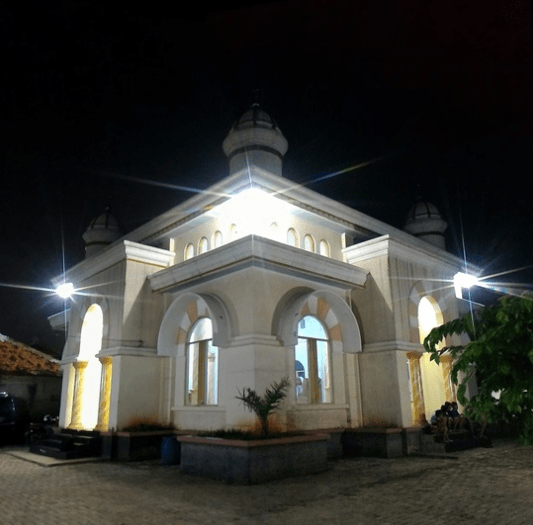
[222,103,288,177]
[403,200,447,250]
[82,207,122,258]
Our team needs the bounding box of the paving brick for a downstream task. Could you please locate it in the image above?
[1,440,532,524]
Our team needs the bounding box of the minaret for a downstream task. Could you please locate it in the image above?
[222,102,288,177]
[82,207,122,258]
[403,200,448,250]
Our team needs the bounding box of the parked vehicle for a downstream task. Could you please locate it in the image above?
[25,414,59,445]
[0,392,31,444]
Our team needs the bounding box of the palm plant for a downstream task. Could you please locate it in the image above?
[236,377,290,436]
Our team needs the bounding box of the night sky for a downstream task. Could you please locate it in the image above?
[1,1,532,356]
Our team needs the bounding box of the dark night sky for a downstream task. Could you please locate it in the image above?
[1,0,532,356]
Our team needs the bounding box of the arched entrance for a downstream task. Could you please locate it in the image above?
[418,296,448,419]
[408,282,455,425]
[70,303,103,430]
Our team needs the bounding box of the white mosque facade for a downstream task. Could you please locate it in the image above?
[51,105,472,435]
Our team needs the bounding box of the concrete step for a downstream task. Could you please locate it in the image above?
[29,431,102,459]
[29,444,91,460]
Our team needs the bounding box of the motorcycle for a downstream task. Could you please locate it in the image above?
[25,415,58,446]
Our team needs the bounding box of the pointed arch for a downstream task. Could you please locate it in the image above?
[72,295,110,357]
[272,288,362,354]
[407,280,455,421]
[157,292,232,358]
[408,281,448,344]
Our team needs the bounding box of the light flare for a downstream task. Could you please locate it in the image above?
[56,282,74,299]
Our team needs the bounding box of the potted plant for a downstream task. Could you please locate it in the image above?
[235,376,291,436]
[178,378,329,484]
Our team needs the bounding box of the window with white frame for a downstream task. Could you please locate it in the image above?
[295,315,332,404]
[186,318,218,406]
[198,237,208,254]
[213,230,223,248]
[319,239,330,257]
[287,228,298,247]
[184,243,194,260]
[304,234,315,252]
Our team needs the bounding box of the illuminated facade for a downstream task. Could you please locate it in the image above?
[53,104,472,433]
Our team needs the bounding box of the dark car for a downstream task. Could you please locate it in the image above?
[0,392,31,444]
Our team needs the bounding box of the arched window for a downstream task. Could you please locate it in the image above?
[270,222,278,241]
[319,240,330,257]
[198,237,208,254]
[186,318,218,406]
[213,231,223,248]
[230,224,239,241]
[295,315,331,404]
[287,228,298,247]
[184,243,194,260]
[304,234,315,252]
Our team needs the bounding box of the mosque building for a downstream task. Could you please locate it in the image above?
[50,103,474,436]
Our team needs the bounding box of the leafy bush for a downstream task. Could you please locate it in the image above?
[425,296,533,444]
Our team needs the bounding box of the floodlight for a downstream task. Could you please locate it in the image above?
[56,282,74,299]
[453,272,479,299]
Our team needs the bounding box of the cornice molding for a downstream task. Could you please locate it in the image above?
[119,168,437,245]
[53,241,174,284]
[343,234,480,275]
[148,235,368,294]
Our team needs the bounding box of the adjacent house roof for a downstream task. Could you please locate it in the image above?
[0,334,61,376]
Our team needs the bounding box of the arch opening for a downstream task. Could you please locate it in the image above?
[78,303,103,430]
[417,295,453,420]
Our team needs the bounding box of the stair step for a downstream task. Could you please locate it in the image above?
[29,430,102,460]
[41,437,75,451]
[29,444,92,460]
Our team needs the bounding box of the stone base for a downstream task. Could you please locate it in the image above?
[178,434,329,484]
[342,427,404,458]
[303,428,345,459]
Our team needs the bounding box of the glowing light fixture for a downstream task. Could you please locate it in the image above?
[56,282,75,299]
[210,187,293,241]
[454,272,479,299]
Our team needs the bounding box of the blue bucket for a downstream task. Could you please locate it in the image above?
[161,436,180,465]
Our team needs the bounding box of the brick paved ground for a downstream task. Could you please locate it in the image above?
[1,439,532,525]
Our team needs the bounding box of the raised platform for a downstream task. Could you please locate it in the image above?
[29,429,101,460]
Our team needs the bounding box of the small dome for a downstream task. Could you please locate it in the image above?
[405,201,443,222]
[232,103,279,131]
[87,209,121,231]
[403,200,447,250]
[223,103,288,177]
[82,207,122,258]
